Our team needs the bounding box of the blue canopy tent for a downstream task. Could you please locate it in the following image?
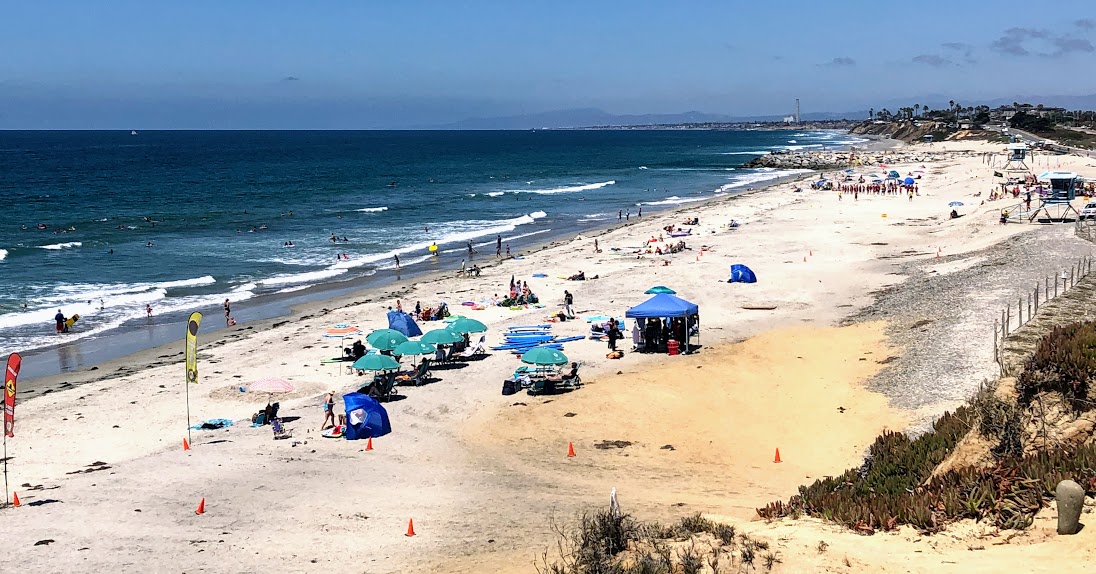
[387,310,423,338]
[624,293,701,350]
[342,392,391,440]
[728,264,757,283]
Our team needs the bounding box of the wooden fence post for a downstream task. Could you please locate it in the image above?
[1034,285,1039,313]
[1028,292,1032,320]
[994,318,999,363]
[1019,298,1023,326]
[1055,275,1059,297]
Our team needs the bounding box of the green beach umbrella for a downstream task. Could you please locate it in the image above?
[521,346,569,366]
[393,340,437,356]
[352,353,401,371]
[420,328,464,345]
[448,317,487,334]
[366,329,408,351]
[442,315,464,323]
[644,286,677,295]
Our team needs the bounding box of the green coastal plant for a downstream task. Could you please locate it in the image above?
[1017,322,1096,411]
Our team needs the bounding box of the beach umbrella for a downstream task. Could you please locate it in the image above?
[352,353,401,371]
[903,177,916,185]
[421,328,464,345]
[366,328,408,351]
[948,201,964,207]
[644,286,677,294]
[844,168,855,174]
[521,346,569,366]
[392,340,437,356]
[249,377,296,394]
[448,317,487,334]
[888,170,901,179]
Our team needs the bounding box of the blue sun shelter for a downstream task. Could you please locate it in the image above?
[387,310,423,338]
[625,293,701,351]
[728,264,757,283]
[342,392,392,440]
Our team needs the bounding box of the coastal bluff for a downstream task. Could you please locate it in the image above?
[741,149,974,170]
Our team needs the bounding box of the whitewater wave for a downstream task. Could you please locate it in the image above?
[356,207,389,213]
[638,166,648,170]
[719,169,813,192]
[0,249,6,261]
[259,268,349,287]
[639,196,709,207]
[511,181,615,195]
[486,191,505,197]
[720,151,770,155]
[39,242,82,250]
[332,211,548,271]
[160,276,216,289]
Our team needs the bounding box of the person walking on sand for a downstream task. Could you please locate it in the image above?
[224,299,231,326]
[394,253,401,270]
[563,290,574,317]
[594,238,599,253]
[321,391,336,431]
[496,234,502,258]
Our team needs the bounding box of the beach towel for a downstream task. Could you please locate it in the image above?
[192,418,234,430]
[321,425,346,438]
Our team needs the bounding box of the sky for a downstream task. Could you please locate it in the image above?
[1,1,1095,128]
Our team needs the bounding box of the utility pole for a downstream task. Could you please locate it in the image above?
[795,98,801,124]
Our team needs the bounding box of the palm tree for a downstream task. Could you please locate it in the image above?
[914,104,921,117]
[869,108,874,120]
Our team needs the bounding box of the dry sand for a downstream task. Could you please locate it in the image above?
[4,138,1096,573]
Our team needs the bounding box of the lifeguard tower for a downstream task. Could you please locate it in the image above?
[1028,171,1080,222]
[1004,142,1029,172]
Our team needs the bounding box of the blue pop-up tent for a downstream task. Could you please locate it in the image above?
[342,392,391,440]
[625,293,701,348]
[387,310,423,338]
[728,264,757,283]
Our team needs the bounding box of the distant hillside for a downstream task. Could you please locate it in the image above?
[434,108,868,130]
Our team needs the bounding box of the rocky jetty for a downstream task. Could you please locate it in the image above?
[741,149,974,171]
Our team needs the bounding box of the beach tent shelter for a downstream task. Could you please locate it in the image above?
[342,392,391,440]
[728,264,757,283]
[624,293,701,349]
[387,310,423,338]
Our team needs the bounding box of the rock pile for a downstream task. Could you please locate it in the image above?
[741,150,976,171]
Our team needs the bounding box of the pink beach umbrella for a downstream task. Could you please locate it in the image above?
[249,377,296,394]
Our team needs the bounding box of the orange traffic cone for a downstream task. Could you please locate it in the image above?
[366,437,374,451]
[405,518,416,537]
[774,449,782,463]
[567,442,576,457]
[12,492,20,507]
[183,438,191,451]
[195,498,205,515]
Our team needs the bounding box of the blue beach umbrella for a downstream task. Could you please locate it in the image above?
[903,177,916,185]
[948,201,964,207]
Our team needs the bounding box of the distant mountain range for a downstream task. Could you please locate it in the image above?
[436,94,1096,130]
[432,107,866,130]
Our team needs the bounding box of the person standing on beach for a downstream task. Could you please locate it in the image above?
[224,299,231,326]
[496,234,502,258]
[506,244,511,256]
[467,240,477,257]
[618,210,622,221]
[394,254,401,270]
[594,238,599,253]
[320,391,336,431]
[563,290,574,317]
[54,309,65,333]
[626,210,630,221]
[638,207,642,218]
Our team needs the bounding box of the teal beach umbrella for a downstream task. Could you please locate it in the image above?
[520,346,569,366]
[421,328,464,345]
[366,329,408,351]
[644,286,677,295]
[393,340,437,356]
[448,317,487,334]
[352,353,401,371]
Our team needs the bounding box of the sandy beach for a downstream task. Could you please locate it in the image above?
[5,137,1096,573]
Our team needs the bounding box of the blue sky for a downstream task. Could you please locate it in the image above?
[1,1,1095,128]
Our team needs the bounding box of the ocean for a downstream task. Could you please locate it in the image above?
[0,129,865,367]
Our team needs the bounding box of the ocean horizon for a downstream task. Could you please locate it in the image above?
[0,128,866,369]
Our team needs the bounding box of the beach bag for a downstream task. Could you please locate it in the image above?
[606,351,624,360]
[502,379,521,396]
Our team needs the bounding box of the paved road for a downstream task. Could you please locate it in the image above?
[989,125,1096,158]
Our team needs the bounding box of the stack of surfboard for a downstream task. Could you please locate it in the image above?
[490,325,585,355]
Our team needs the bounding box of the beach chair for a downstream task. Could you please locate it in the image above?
[459,336,487,360]
[403,359,432,386]
[272,418,292,440]
[370,372,398,402]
